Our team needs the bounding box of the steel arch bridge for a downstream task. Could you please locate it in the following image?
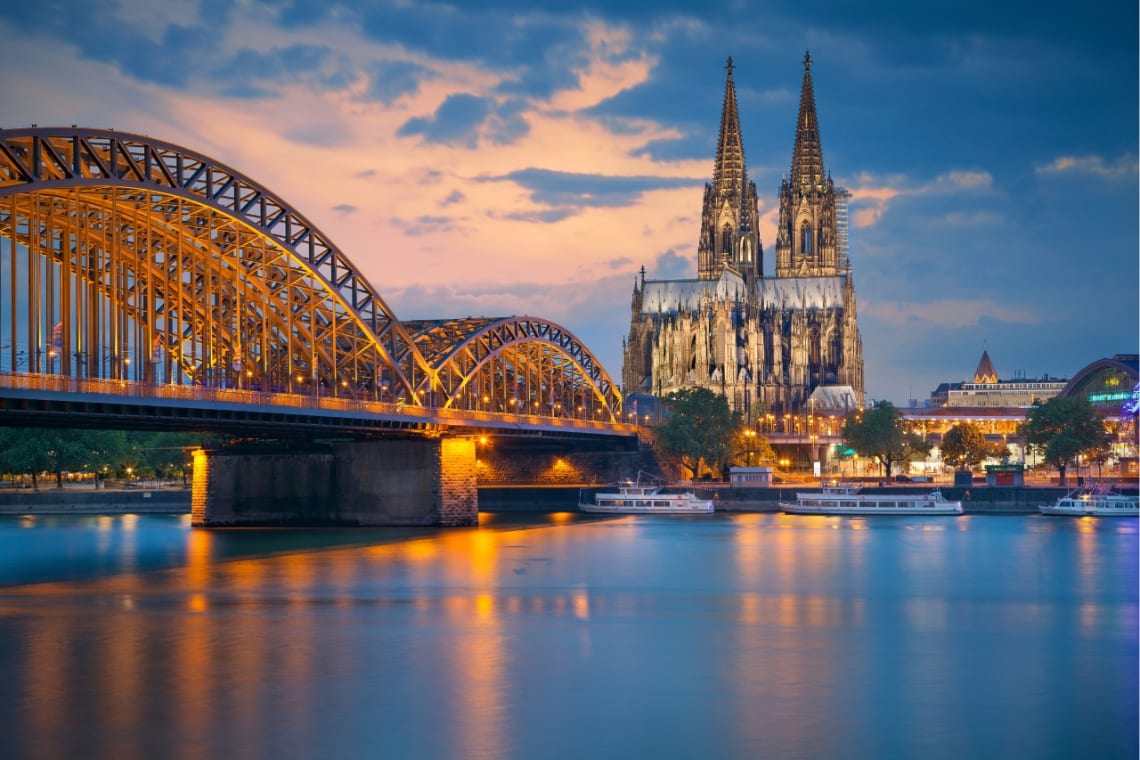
[0,127,624,432]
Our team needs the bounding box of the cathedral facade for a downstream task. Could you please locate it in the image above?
[623,54,865,423]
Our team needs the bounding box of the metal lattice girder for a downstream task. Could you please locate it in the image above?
[403,316,622,421]
[0,127,431,401]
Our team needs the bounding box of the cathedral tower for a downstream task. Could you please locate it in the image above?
[623,54,864,422]
[775,52,843,278]
[697,57,762,283]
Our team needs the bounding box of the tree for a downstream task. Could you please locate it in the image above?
[1020,397,1109,485]
[940,422,990,470]
[652,387,740,479]
[0,428,125,489]
[841,401,931,479]
[734,428,777,468]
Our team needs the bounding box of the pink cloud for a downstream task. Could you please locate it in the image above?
[863,299,1038,328]
[1036,153,1137,179]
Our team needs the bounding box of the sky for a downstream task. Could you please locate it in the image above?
[1,0,1136,406]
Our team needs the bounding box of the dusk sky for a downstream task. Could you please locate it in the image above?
[2,0,1136,405]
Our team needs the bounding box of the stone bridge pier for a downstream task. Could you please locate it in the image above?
[191,437,478,527]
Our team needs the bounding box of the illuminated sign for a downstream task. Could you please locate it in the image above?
[1088,392,1130,402]
[1122,383,1140,417]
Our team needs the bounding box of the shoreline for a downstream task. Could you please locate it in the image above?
[0,483,1118,516]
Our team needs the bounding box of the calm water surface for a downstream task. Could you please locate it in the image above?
[0,511,1135,760]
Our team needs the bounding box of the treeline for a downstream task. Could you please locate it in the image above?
[0,428,225,490]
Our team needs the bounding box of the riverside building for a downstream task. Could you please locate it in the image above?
[622,54,864,427]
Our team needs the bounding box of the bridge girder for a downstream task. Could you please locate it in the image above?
[0,127,623,422]
[404,316,622,421]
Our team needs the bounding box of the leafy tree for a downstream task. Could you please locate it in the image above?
[0,428,125,489]
[652,387,740,479]
[841,401,931,479]
[940,422,990,470]
[135,431,221,481]
[733,429,777,467]
[1020,397,1109,485]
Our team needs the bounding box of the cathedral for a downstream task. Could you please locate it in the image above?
[622,53,865,424]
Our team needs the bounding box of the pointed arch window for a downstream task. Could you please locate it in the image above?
[721,225,733,255]
[801,223,813,254]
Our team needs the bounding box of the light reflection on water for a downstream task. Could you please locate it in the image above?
[0,512,1135,760]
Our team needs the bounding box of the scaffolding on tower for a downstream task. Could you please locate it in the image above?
[836,187,851,271]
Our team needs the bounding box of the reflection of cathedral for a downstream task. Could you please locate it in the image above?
[623,54,864,421]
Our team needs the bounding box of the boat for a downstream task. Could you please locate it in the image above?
[779,481,963,515]
[1038,486,1139,517]
[579,474,714,514]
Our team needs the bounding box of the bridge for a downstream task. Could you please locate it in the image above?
[0,127,637,526]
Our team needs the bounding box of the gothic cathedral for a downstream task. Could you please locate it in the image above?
[622,54,865,422]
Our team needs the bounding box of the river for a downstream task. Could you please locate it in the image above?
[0,511,1135,759]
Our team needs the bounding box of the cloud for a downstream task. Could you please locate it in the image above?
[390,214,467,237]
[934,170,993,190]
[845,169,993,228]
[332,203,357,215]
[494,208,581,224]
[359,58,438,104]
[1036,153,1137,180]
[944,211,1002,226]
[863,299,1038,329]
[652,248,695,280]
[483,167,701,209]
[211,44,352,99]
[440,190,466,207]
[397,93,529,147]
[397,93,491,147]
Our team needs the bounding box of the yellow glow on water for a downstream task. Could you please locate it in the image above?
[573,590,590,620]
[475,593,494,619]
[187,593,208,612]
[397,539,439,560]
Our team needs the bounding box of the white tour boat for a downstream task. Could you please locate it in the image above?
[780,482,963,515]
[579,475,714,514]
[1039,488,1139,517]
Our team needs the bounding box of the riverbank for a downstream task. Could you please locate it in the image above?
[0,486,191,514]
[0,483,1122,515]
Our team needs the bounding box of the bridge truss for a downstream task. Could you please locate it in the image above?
[0,128,622,424]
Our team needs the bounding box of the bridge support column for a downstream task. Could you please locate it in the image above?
[191,436,478,527]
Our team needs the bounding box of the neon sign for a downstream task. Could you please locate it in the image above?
[1088,392,1130,402]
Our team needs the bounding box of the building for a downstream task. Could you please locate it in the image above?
[930,350,1068,408]
[622,54,864,426]
[1056,353,1138,475]
[907,352,1138,476]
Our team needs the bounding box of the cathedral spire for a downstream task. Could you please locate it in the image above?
[712,56,745,197]
[790,50,825,189]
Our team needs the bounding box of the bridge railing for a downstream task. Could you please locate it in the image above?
[0,371,638,434]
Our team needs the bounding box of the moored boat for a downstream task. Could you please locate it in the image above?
[579,474,714,514]
[1039,488,1139,517]
[779,482,963,515]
